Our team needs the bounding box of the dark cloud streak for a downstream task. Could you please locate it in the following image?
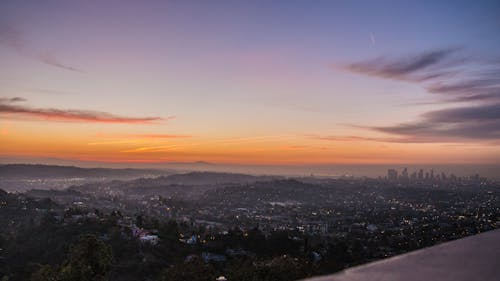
[344,48,459,82]
[372,103,500,142]
[338,49,500,142]
[344,48,500,104]
[0,97,164,124]
[0,97,27,103]
[0,23,83,72]
[0,23,24,51]
[422,103,500,123]
[36,52,84,72]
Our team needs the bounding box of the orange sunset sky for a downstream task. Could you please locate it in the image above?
[1,1,499,167]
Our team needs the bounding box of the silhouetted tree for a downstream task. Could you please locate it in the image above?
[160,260,217,281]
[30,265,58,281]
[58,235,113,281]
[135,215,144,228]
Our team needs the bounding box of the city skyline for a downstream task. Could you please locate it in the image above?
[1,1,500,166]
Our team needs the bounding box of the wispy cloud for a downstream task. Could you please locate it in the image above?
[311,135,393,142]
[426,76,500,103]
[87,140,142,146]
[0,97,27,103]
[422,103,500,123]
[371,103,500,142]
[343,48,500,104]
[335,49,500,143]
[91,132,191,140]
[133,134,192,139]
[0,23,24,51]
[25,88,72,96]
[344,48,460,82]
[0,97,165,124]
[308,134,433,144]
[121,145,184,153]
[321,103,500,143]
[36,52,84,72]
[214,135,292,145]
[0,23,82,72]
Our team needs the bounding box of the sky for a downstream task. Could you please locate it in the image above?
[1,0,499,168]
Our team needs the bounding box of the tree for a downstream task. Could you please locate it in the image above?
[243,227,266,254]
[58,235,113,281]
[161,260,217,281]
[136,215,144,228]
[30,265,59,281]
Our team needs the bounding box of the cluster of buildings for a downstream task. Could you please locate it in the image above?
[386,168,486,185]
[130,224,159,245]
[14,172,497,264]
[147,179,498,244]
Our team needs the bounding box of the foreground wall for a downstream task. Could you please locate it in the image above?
[303,229,500,281]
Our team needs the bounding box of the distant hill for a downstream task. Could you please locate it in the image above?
[0,164,169,179]
[151,171,280,186]
[70,171,284,199]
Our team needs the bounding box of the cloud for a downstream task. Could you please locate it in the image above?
[36,52,84,72]
[0,23,24,51]
[0,97,165,124]
[25,88,72,95]
[308,134,436,144]
[426,77,500,103]
[0,97,27,103]
[0,23,82,72]
[344,48,459,82]
[446,93,500,103]
[344,48,500,104]
[427,79,498,95]
[133,134,192,139]
[422,103,500,123]
[312,135,391,142]
[371,103,500,142]
[340,103,500,143]
[121,145,184,153]
[336,49,500,143]
[91,132,191,140]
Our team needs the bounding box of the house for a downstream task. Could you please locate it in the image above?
[139,234,159,245]
[202,252,226,263]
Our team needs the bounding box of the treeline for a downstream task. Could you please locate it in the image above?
[0,207,320,281]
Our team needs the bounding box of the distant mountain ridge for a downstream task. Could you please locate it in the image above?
[69,171,284,199]
[0,164,168,179]
[73,171,282,191]
[150,171,280,185]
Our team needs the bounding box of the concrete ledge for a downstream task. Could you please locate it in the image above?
[302,229,500,281]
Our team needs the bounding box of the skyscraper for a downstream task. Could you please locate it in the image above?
[388,169,398,182]
[418,169,424,181]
